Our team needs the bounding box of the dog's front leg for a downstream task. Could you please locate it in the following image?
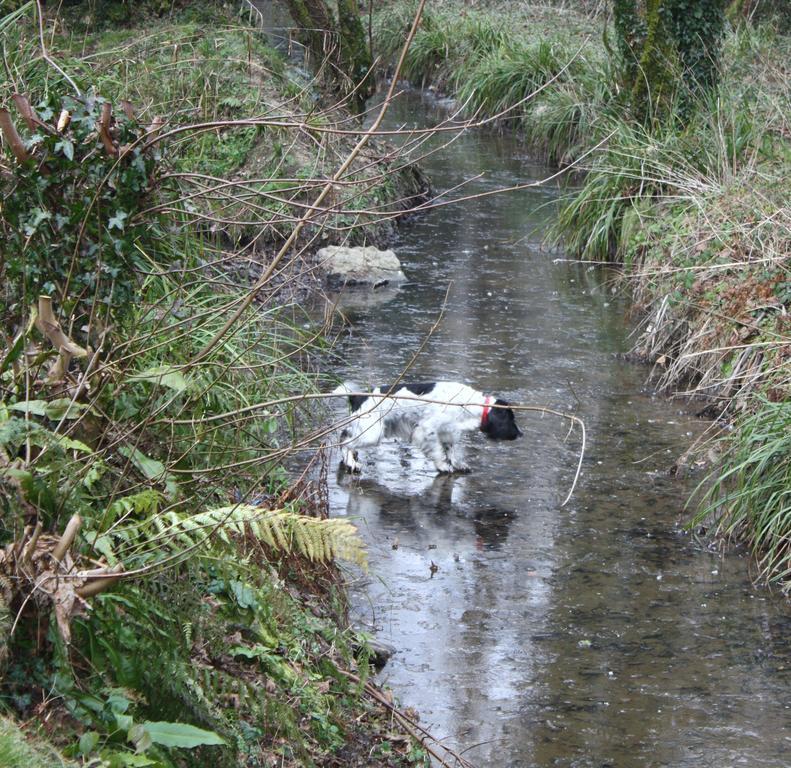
[338,428,363,473]
[341,446,362,473]
[413,426,453,474]
[446,442,470,474]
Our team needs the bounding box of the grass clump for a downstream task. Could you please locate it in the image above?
[0,717,74,768]
[692,399,791,592]
[374,1,608,162]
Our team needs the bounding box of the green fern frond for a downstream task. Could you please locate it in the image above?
[112,505,367,568]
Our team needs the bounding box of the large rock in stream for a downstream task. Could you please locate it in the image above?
[316,245,407,288]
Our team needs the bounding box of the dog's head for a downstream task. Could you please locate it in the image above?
[481,399,523,440]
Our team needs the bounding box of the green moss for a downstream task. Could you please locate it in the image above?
[0,718,74,768]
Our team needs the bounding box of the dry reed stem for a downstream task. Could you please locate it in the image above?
[340,669,478,768]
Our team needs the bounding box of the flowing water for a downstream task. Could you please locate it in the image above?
[322,91,791,767]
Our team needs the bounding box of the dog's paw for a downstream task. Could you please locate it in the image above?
[451,464,471,475]
[340,450,362,474]
[341,459,362,474]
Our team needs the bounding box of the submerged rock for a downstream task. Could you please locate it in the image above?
[368,638,397,669]
[317,245,407,288]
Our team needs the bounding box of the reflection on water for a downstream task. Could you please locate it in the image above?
[326,91,791,767]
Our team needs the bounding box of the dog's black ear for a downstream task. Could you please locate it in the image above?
[483,399,522,440]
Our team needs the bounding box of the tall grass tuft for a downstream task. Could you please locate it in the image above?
[454,39,576,119]
[693,400,791,592]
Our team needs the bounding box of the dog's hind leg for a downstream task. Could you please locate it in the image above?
[339,413,385,473]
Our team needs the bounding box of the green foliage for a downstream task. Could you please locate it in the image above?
[337,0,375,108]
[455,39,580,118]
[142,721,226,748]
[375,2,606,164]
[692,399,791,591]
[1,93,162,329]
[664,0,727,91]
[59,0,188,29]
[98,504,367,570]
[0,415,98,535]
[613,0,727,120]
[375,5,512,88]
[0,4,430,767]
[551,18,789,262]
[282,0,373,110]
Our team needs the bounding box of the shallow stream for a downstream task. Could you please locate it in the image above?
[322,91,791,767]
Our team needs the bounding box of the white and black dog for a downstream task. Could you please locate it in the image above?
[334,381,522,474]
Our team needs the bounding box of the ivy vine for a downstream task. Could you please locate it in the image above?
[1,92,164,334]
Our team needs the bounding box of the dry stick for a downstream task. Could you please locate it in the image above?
[340,670,477,768]
[51,514,82,564]
[0,108,29,162]
[35,0,81,96]
[187,0,429,369]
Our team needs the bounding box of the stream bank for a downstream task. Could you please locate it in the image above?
[0,3,433,766]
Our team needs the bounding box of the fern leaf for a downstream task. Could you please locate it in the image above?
[109,505,366,568]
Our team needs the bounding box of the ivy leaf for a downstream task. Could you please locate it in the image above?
[23,207,52,237]
[118,446,179,500]
[118,445,165,480]
[9,399,87,420]
[127,365,190,392]
[55,139,74,161]
[141,721,226,748]
[115,712,134,731]
[57,435,94,453]
[108,209,129,231]
[78,731,99,756]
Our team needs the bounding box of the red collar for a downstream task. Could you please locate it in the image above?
[481,396,492,428]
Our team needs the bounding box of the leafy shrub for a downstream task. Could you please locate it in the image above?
[1,93,162,333]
